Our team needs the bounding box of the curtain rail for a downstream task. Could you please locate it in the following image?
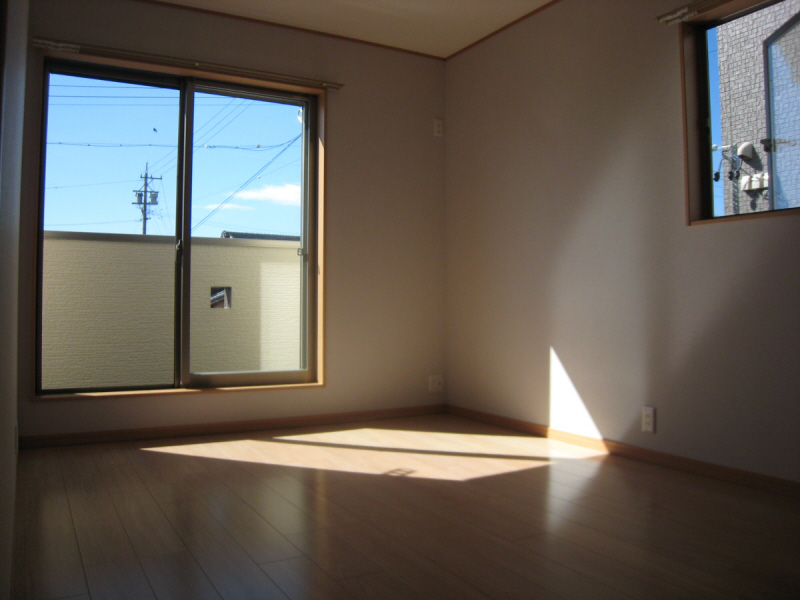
[31,37,343,90]
[658,0,779,25]
[658,0,735,24]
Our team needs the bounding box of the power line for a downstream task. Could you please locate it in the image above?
[48,141,289,150]
[187,158,302,204]
[49,103,184,107]
[192,134,301,232]
[147,96,241,174]
[50,84,150,88]
[49,142,177,148]
[202,101,253,144]
[194,97,239,138]
[46,178,139,190]
[45,219,140,227]
[50,95,180,98]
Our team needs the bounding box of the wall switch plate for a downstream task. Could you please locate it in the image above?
[428,374,444,393]
[641,406,656,433]
[433,118,444,137]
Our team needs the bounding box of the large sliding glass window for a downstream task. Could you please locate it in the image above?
[38,61,320,393]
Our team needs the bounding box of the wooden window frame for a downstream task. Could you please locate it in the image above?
[35,50,327,396]
[679,0,800,223]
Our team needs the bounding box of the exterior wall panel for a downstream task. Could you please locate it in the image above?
[717,0,800,214]
[41,234,301,389]
[190,241,301,374]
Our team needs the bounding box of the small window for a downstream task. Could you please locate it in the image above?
[680,0,800,221]
[38,60,322,393]
[210,287,231,309]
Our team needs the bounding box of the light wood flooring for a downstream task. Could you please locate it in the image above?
[12,414,800,599]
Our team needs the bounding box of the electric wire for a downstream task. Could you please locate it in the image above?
[46,178,140,190]
[192,134,301,232]
[46,85,302,232]
[200,101,252,145]
[45,219,140,227]
[50,84,145,88]
[48,141,290,150]
[146,96,243,174]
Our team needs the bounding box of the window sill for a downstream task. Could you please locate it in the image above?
[689,205,800,225]
[35,381,325,401]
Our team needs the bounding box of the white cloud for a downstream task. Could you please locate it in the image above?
[237,183,301,206]
[204,203,254,210]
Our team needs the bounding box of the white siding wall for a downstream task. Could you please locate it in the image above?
[191,240,301,374]
[41,234,301,389]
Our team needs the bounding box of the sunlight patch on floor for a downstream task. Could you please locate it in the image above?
[142,426,606,481]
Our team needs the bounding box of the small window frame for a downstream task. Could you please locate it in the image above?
[36,54,325,395]
[680,0,800,224]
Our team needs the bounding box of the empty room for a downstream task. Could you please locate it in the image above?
[2,0,800,598]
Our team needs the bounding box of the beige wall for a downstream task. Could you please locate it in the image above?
[40,234,301,390]
[19,0,446,434]
[445,0,800,483]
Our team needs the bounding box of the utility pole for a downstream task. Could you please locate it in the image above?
[132,163,162,235]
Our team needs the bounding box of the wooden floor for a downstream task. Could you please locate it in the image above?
[12,414,800,600]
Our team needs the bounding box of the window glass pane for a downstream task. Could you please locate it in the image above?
[189,89,305,375]
[705,0,799,217]
[43,73,180,235]
[767,14,800,209]
[40,72,179,391]
[706,28,725,217]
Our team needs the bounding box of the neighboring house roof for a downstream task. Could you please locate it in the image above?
[220,231,300,241]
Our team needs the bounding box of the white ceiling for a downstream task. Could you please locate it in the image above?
[154,0,554,58]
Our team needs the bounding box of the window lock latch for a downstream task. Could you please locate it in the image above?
[176,239,183,255]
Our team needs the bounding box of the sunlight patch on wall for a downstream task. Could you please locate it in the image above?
[141,426,603,482]
[550,347,603,440]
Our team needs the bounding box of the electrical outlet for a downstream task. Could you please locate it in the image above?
[641,406,656,433]
[433,118,444,137]
[428,374,444,393]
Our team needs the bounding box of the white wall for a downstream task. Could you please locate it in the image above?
[19,0,446,435]
[1,0,28,592]
[445,0,800,483]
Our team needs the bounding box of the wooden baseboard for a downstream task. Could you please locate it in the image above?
[20,400,800,498]
[448,405,800,499]
[19,403,447,449]
[447,405,551,438]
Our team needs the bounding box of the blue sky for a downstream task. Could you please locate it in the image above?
[707,27,725,217]
[44,73,304,238]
